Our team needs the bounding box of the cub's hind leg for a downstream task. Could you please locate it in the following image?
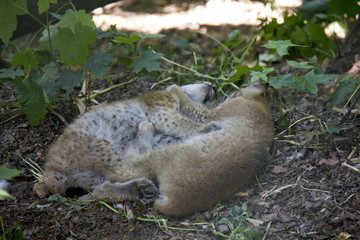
[92,178,158,204]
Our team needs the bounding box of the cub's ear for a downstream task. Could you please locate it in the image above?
[242,84,264,100]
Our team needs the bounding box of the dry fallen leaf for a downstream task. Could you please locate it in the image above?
[271,166,288,174]
[318,157,339,166]
[338,232,351,239]
[246,218,264,227]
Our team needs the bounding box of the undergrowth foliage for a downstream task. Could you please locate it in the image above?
[1,0,359,239]
[0,0,358,128]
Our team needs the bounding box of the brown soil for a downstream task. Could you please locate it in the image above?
[1,2,360,240]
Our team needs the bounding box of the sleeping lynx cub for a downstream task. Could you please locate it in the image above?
[91,84,274,216]
[34,82,218,201]
[34,83,273,217]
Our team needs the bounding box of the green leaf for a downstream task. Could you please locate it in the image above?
[131,49,163,73]
[12,47,39,70]
[296,70,338,95]
[113,34,140,44]
[57,69,85,98]
[0,0,27,46]
[287,60,314,69]
[117,56,133,69]
[249,67,274,84]
[55,24,97,65]
[38,0,57,14]
[326,120,340,134]
[268,74,299,90]
[58,9,95,33]
[327,0,360,18]
[0,189,14,199]
[327,74,355,111]
[0,68,24,79]
[15,79,46,126]
[170,36,189,48]
[0,165,23,180]
[85,51,115,78]
[262,40,299,57]
[138,32,165,39]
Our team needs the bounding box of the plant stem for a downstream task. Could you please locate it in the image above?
[79,78,137,102]
[161,56,226,81]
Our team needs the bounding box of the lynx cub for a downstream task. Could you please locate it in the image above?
[91,84,274,216]
[34,82,218,202]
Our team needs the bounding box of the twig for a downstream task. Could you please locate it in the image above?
[125,201,135,231]
[342,162,360,174]
[47,107,68,126]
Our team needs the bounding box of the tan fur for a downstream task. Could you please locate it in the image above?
[34,83,273,217]
[34,83,218,203]
[89,85,274,216]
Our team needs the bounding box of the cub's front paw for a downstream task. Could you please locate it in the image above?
[137,179,158,205]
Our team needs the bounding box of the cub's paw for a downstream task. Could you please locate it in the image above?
[200,122,222,134]
[136,179,158,205]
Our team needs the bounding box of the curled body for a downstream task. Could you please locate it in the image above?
[34,83,218,201]
[93,85,274,216]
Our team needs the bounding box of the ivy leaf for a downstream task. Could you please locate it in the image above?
[0,0,27,46]
[38,0,57,15]
[58,69,85,98]
[58,9,95,33]
[262,40,299,57]
[287,60,314,69]
[15,79,46,126]
[131,49,163,73]
[0,165,23,180]
[85,51,115,78]
[55,24,97,65]
[12,47,39,70]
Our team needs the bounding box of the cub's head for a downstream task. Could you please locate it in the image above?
[181,82,217,107]
[229,84,265,101]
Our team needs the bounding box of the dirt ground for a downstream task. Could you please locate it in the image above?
[1,1,360,240]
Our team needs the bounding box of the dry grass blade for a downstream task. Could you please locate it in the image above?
[20,156,44,181]
[125,200,135,231]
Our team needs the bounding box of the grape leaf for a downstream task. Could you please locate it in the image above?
[0,165,23,180]
[55,24,97,65]
[12,47,39,70]
[262,40,299,57]
[58,9,95,33]
[85,51,115,78]
[15,79,46,126]
[131,49,163,73]
[38,0,57,15]
[0,0,27,46]
[57,69,85,98]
